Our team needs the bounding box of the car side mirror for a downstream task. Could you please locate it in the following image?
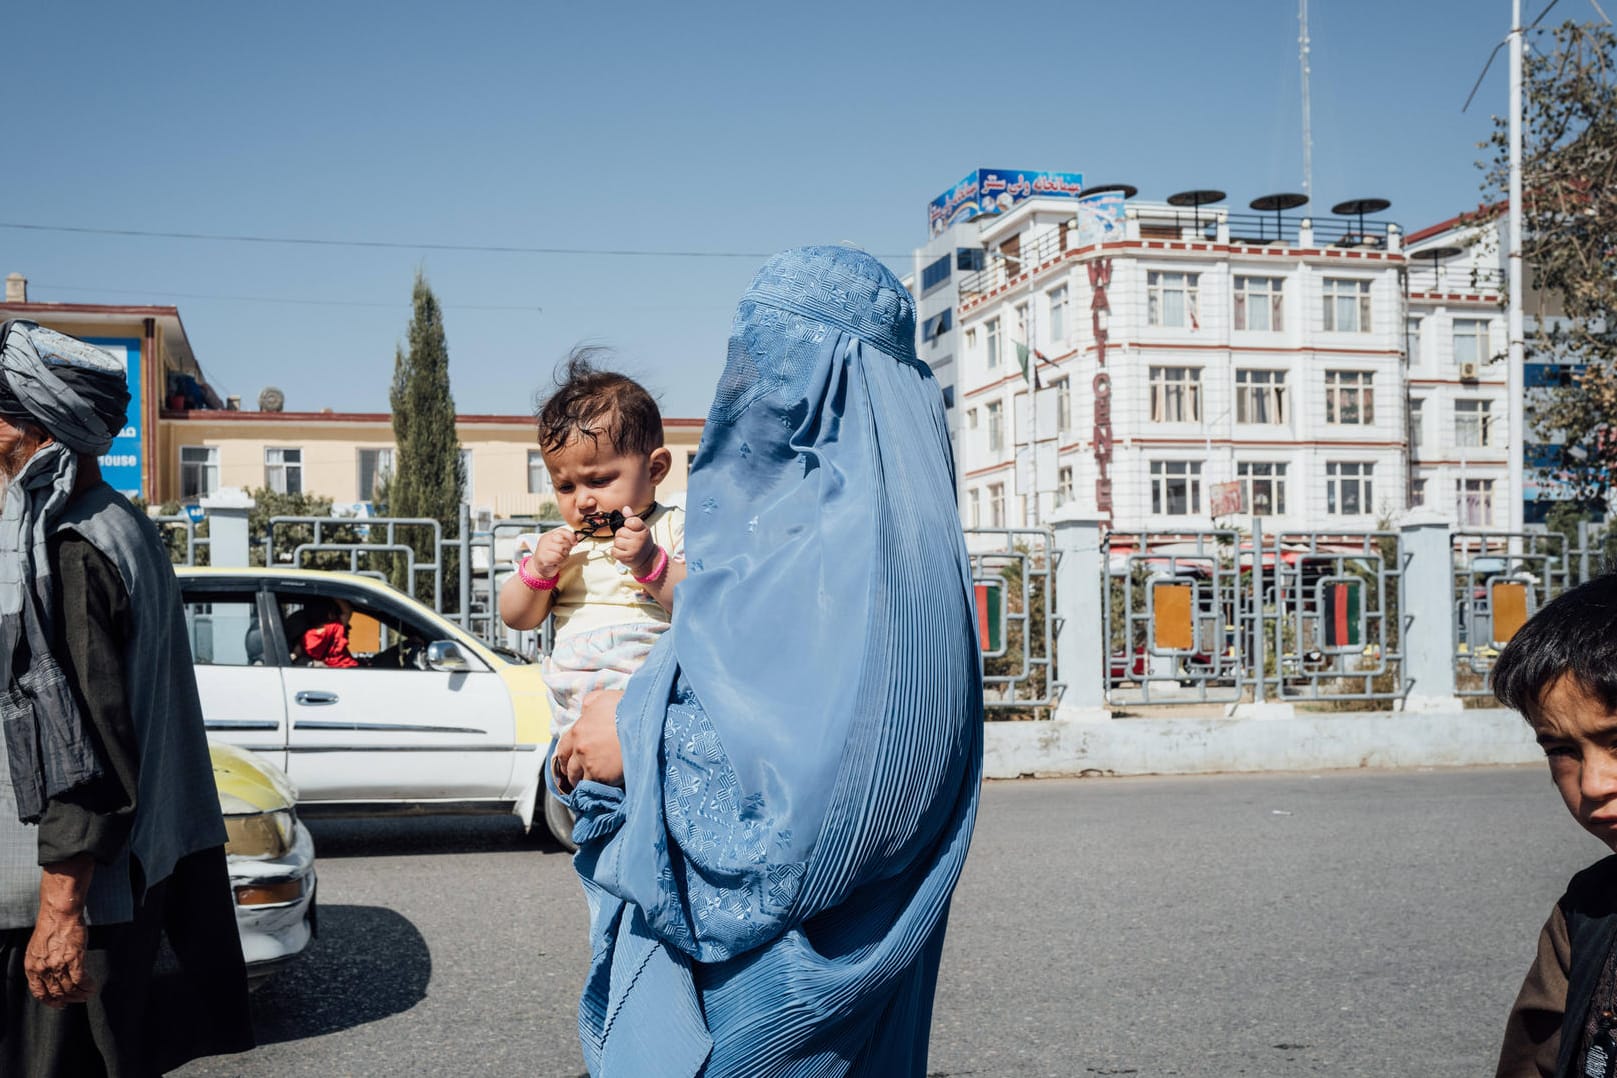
[426,640,469,672]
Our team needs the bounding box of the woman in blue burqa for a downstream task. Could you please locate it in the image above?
[551,245,984,1077]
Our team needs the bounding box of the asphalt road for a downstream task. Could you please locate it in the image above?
[177,765,1602,1077]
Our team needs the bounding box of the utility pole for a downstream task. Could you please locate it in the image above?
[1299,0,1313,198]
[1507,0,1526,536]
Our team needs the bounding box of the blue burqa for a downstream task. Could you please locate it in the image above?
[561,246,984,1077]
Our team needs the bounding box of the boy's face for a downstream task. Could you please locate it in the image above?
[1533,675,1617,852]
[543,435,671,535]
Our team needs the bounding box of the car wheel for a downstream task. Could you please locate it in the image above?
[543,791,578,852]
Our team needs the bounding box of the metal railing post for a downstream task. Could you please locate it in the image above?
[458,502,472,629]
[200,490,254,568]
[1251,515,1266,706]
[1049,509,1110,722]
[1400,517,1462,711]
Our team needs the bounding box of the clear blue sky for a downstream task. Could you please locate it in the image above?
[6,1,1527,419]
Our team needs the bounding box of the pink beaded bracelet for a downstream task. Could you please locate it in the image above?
[633,545,669,585]
[517,555,560,592]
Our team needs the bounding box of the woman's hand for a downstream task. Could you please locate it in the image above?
[554,690,626,792]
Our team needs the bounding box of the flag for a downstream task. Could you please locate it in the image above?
[1016,342,1042,389]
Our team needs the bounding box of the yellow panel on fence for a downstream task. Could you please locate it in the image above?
[1491,581,1530,647]
[1152,582,1196,651]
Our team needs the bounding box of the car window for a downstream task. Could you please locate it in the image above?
[182,592,265,666]
[274,590,445,671]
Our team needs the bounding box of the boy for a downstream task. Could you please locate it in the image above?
[1493,573,1617,1077]
[497,353,685,747]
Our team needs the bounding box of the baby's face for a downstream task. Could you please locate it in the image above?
[543,436,669,535]
[1533,675,1617,853]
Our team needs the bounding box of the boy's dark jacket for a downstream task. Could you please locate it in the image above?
[1498,854,1617,1077]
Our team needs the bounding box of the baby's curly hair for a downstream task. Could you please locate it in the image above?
[536,347,663,458]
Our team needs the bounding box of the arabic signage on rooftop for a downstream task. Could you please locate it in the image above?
[928,169,1086,237]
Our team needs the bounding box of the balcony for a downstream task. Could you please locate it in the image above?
[1406,265,1504,294]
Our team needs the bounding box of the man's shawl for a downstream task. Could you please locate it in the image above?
[561,246,984,1077]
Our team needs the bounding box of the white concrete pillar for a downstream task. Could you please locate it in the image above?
[1400,515,1463,711]
[1051,508,1111,721]
[200,488,256,568]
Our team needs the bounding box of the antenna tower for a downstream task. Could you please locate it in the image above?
[1299,0,1313,197]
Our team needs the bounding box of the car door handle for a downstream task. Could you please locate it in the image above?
[295,691,339,706]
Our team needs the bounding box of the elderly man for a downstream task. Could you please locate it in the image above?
[0,321,251,1076]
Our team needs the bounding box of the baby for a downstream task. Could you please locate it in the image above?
[498,352,685,746]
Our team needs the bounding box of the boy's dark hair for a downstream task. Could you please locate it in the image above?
[1492,571,1617,720]
[536,348,663,458]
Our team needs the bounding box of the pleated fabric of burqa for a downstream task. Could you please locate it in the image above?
[560,245,984,1077]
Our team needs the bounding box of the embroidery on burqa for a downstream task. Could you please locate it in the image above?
[655,677,805,955]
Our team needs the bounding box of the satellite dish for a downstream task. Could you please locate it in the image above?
[258,387,285,413]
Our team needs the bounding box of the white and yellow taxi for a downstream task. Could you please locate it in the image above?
[177,568,571,847]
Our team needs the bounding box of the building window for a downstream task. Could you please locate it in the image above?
[1410,477,1426,508]
[1056,466,1074,507]
[1455,399,1493,447]
[921,254,951,294]
[922,308,953,342]
[1457,478,1495,526]
[1149,366,1202,423]
[1237,461,1288,516]
[987,401,1004,453]
[1408,399,1424,450]
[1233,276,1284,332]
[986,318,1000,369]
[942,385,955,410]
[357,447,394,502]
[1054,377,1072,433]
[1150,460,1203,515]
[180,446,219,502]
[459,448,474,504]
[988,483,1006,527]
[1454,318,1491,367]
[527,449,550,495]
[1047,285,1068,344]
[1326,461,1374,515]
[1322,278,1372,333]
[264,448,302,495]
[1325,371,1375,425]
[968,488,981,528]
[966,407,979,430]
[1406,316,1423,364]
[1014,302,1028,345]
[1235,369,1287,424]
[1147,271,1200,329]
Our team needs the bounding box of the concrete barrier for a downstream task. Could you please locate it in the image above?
[982,708,1541,779]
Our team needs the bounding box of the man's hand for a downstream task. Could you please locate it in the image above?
[26,855,97,1008]
[611,515,657,578]
[529,527,577,580]
[554,689,626,793]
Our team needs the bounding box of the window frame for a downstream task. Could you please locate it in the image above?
[357,447,395,503]
[1147,270,1200,329]
[1456,477,1495,527]
[1324,370,1375,426]
[1149,366,1203,423]
[1234,368,1287,425]
[1233,275,1284,332]
[180,445,220,502]
[1454,398,1493,448]
[985,318,1000,369]
[1321,277,1372,333]
[1236,461,1288,516]
[986,401,1004,453]
[1325,461,1374,516]
[1453,317,1491,368]
[1149,459,1203,516]
[1046,285,1068,344]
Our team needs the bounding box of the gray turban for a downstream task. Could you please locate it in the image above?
[0,320,130,454]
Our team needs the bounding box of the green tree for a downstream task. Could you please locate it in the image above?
[386,271,465,609]
[1476,21,1617,489]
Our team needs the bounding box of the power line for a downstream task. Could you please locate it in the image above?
[32,282,541,312]
[0,220,911,261]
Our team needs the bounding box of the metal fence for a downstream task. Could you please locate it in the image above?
[963,527,1058,711]
[1103,525,1407,708]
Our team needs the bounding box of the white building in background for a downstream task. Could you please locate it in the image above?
[911,175,1514,536]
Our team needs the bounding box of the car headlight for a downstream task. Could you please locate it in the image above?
[223,809,295,859]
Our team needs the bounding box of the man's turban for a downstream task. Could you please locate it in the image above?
[0,321,130,455]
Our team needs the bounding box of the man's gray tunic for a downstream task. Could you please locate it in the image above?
[0,486,224,928]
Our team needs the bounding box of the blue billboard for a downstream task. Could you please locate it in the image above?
[928,169,1086,237]
[85,337,142,499]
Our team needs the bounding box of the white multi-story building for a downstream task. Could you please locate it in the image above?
[913,179,1512,535]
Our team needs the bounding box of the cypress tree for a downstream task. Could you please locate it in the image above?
[387,271,464,607]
